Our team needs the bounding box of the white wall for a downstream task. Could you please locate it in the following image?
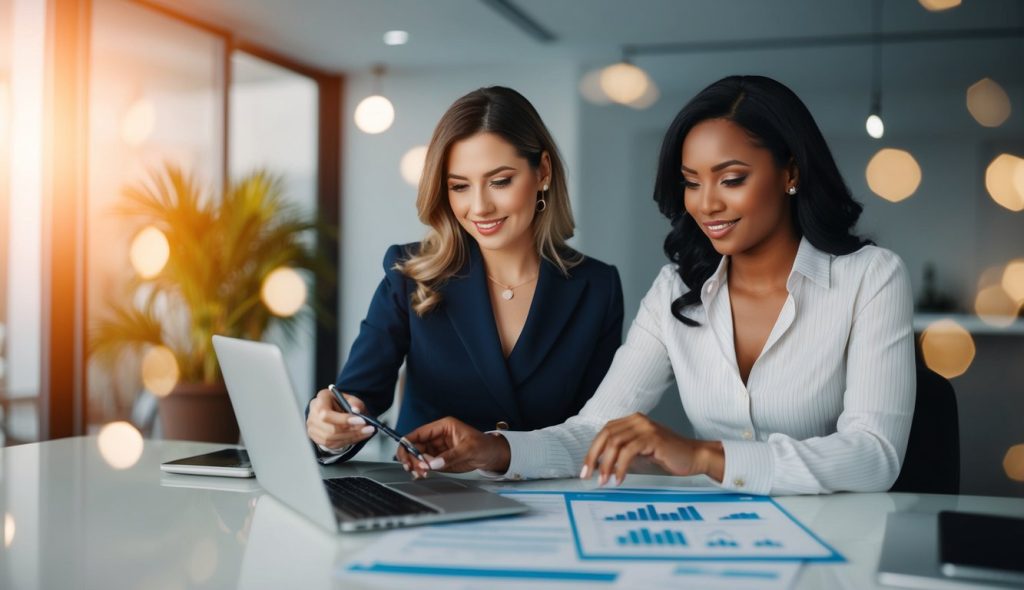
[338,61,580,360]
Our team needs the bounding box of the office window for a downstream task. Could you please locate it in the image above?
[229,52,319,408]
[0,0,46,445]
[86,0,226,433]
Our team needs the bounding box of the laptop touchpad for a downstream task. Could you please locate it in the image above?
[392,479,471,496]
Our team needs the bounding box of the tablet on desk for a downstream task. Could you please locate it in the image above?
[939,511,1024,587]
[160,448,255,478]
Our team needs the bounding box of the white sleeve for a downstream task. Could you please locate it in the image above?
[487,267,678,480]
[720,250,916,495]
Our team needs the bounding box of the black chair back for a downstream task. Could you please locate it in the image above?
[890,359,960,494]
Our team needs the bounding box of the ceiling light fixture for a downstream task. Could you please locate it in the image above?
[354,64,395,135]
[383,30,409,46]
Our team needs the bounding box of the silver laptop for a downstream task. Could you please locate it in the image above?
[212,335,528,533]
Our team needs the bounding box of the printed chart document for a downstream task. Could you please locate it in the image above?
[566,491,843,562]
[341,491,805,589]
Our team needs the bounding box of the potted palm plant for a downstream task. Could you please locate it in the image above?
[90,163,332,443]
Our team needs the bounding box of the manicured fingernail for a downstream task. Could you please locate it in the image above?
[347,416,366,426]
[429,457,445,470]
[579,465,589,479]
[360,426,375,435]
[412,471,420,480]
[610,474,619,487]
[598,474,608,487]
[418,462,429,471]
[402,463,410,472]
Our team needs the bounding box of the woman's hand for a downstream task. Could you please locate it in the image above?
[581,412,724,486]
[305,388,376,450]
[396,417,511,478]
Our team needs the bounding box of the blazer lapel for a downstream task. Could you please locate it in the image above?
[507,258,587,386]
[441,242,522,424]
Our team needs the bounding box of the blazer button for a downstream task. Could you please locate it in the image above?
[496,421,510,431]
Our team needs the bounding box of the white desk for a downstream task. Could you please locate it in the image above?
[1,437,1022,589]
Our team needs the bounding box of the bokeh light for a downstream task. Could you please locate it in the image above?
[120,98,156,146]
[918,0,961,10]
[1015,159,1024,202]
[866,148,922,202]
[142,345,179,397]
[261,267,307,317]
[627,79,660,110]
[920,319,975,379]
[579,68,611,105]
[354,95,395,134]
[3,513,14,548]
[599,62,650,105]
[400,145,428,187]
[129,226,170,279]
[966,78,1011,128]
[985,153,1024,212]
[1001,259,1024,305]
[865,114,884,139]
[97,421,144,470]
[1004,444,1024,482]
[974,285,1020,328]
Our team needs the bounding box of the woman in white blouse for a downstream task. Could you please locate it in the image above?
[396,75,916,496]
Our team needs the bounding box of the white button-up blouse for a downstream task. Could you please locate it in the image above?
[495,238,916,495]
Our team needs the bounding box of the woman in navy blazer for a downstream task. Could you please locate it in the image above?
[306,87,623,465]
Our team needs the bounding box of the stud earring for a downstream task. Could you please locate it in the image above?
[787,186,798,195]
[543,184,549,191]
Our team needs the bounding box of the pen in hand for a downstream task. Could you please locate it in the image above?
[327,385,427,463]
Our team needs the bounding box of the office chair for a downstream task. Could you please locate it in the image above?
[890,358,960,495]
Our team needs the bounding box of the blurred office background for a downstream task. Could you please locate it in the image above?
[0,0,1021,497]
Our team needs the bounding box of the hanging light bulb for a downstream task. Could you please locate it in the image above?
[865,0,885,139]
[354,65,395,134]
[599,51,651,106]
[866,111,885,139]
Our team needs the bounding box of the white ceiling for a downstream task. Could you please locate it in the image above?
[143,0,1024,92]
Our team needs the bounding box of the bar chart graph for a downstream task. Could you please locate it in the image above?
[720,512,761,520]
[603,504,703,522]
[616,528,688,546]
[566,492,843,561]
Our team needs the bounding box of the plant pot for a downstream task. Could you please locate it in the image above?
[157,382,240,443]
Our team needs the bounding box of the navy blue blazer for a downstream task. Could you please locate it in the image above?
[320,239,623,461]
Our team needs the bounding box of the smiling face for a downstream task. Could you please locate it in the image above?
[446,132,549,254]
[681,118,798,257]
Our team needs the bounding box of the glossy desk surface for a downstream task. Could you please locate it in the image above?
[2,437,1022,589]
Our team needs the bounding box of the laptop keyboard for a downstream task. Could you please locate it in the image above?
[324,476,439,520]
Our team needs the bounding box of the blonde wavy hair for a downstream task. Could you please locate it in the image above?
[398,87,581,316]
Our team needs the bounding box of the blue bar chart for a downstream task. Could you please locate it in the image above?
[616,528,688,546]
[721,512,761,521]
[566,492,843,561]
[604,504,703,522]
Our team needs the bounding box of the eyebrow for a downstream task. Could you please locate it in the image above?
[448,166,517,181]
[680,159,751,174]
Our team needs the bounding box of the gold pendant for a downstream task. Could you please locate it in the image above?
[502,289,514,301]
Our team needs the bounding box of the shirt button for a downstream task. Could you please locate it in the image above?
[733,478,746,488]
[496,421,510,431]
[742,430,753,440]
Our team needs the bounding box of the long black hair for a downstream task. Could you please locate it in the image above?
[653,75,870,326]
